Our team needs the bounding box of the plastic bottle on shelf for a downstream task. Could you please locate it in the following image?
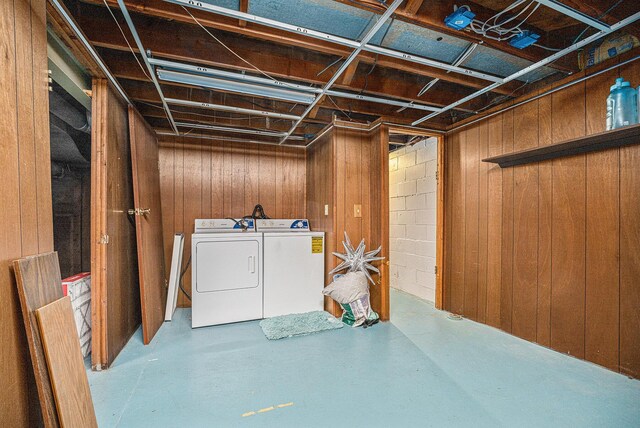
[606,77,638,130]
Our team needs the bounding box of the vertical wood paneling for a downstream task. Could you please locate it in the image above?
[201,143,212,220]
[211,143,224,217]
[449,131,465,315]
[463,126,479,320]
[258,146,276,215]
[501,111,514,332]
[444,59,640,377]
[173,143,185,305]
[1,0,32,424]
[537,92,553,347]
[306,126,389,319]
[477,122,489,323]
[444,134,454,311]
[550,83,586,359]
[158,143,174,280]
[584,67,620,371]
[619,62,640,378]
[15,0,38,257]
[158,138,306,307]
[485,115,502,328]
[31,0,53,251]
[512,101,539,342]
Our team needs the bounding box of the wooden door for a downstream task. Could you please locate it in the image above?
[128,106,166,344]
[91,79,140,369]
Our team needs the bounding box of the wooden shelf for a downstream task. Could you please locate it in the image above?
[482,123,640,168]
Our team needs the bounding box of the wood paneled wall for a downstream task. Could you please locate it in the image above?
[0,0,54,424]
[444,59,640,378]
[307,124,390,319]
[91,79,140,369]
[158,137,306,307]
[307,131,336,310]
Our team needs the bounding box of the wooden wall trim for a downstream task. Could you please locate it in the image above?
[435,135,445,310]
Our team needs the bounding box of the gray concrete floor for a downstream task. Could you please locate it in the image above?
[87,288,640,427]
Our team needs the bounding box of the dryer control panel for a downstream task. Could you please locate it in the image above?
[255,219,310,232]
[194,218,255,233]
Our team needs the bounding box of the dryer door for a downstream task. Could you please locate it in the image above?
[195,239,260,293]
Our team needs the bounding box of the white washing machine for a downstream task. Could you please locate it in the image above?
[257,219,325,318]
[191,219,263,328]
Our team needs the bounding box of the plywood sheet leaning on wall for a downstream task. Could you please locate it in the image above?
[36,296,98,428]
[13,252,63,428]
[91,79,140,369]
[128,106,166,344]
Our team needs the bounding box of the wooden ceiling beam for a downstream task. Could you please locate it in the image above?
[77,0,520,95]
[238,0,249,27]
[404,0,424,16]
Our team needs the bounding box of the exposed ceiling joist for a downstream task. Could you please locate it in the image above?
[83,21,493,113]
[80,0,522,95]
[333,0,575,72]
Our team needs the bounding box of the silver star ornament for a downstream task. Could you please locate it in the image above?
[329,231,385,285]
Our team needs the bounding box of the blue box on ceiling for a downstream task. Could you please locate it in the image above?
[509,31,540,49]
[444,7,475,31]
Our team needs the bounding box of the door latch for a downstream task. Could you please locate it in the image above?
[128,208,151,216]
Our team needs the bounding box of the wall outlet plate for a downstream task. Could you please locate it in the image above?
[324,204,329,216]
[354,204,362,218]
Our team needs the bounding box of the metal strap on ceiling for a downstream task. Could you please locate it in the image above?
[116,0,179,133]
[165,98,302,120]
[151,57,447,114]
[533,0,610,31]
[279,0,405,143]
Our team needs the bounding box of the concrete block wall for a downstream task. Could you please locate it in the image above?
[389,137,438,302]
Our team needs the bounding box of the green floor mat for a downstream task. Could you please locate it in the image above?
[259,311,343,340]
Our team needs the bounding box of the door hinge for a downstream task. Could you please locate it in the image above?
[128,208,151,216]
[434,265,438,275]
[99,234,110,244]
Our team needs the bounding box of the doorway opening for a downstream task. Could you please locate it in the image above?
[388,130,443,311]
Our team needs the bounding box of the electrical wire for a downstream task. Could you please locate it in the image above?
[571,0,624,44]
[317,57,345,77]
[182,5,317,95]
[467,0,542,42]
[103,0,151,81]
[476,79,529,112]
[179,255,191,301]
[327,95,352,120]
